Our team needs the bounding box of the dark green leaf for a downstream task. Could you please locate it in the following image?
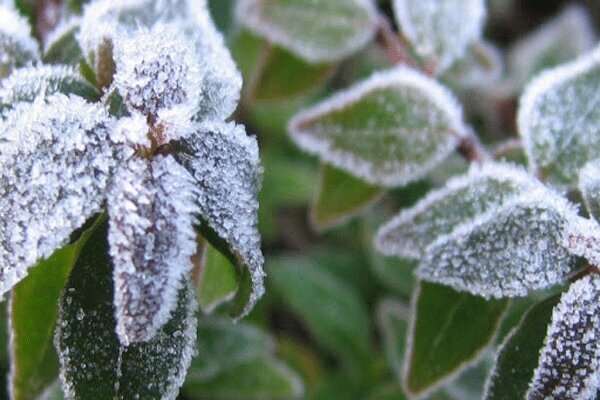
[55,221,197,399]
[197,241,239,313]
[404,282,507,397]
[43,25,83,65]
[311,164,383,230]
[484,295,560,400]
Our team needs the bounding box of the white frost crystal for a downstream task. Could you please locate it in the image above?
[579,159,600,222]
[527,275,600,400]
[392,0,486,73]
[0,4,39,78]
[108,156,199,345]
[518,46,600,187]
[0,94,117,294]
[176,122,265,318]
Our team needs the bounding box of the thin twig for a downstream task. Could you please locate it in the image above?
[34,0,63,45]
[456,131,490,164]
[375,15,418,68]
[492,138,523,159]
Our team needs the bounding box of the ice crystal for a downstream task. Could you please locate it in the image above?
[518,45,600,187]
[417,192,580,298]
[579,159,600,222]
[0,94,117,295]
[527,275,600,400]
[375,163,541,259]
[108,156,199,345]
[289,66,468,187]
[392,0,486,73]
[175,122,265,318]
[0,5,39,78]
[234,0,378,63]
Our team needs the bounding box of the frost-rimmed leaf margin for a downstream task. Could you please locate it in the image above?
[289,65,469,187]
[392,0,487,73]
[517,44,600,187]
[375,162,542,259]
[578,159,600,222]
[526,275,600,400]
[234,0,379,63]
[417,190,581,299]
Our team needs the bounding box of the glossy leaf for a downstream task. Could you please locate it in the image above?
[55,221,197,400]
[234,0,378,63]
[484,295,560,400]
[196,241,239,313]
[311,164,383,231]
[527,275,600,399]
[376,163,540,259]
[404,282,507,397]
[269,256,372,365]
[392,0,486,73]
[518,46,600,187]
[289,66,468,187]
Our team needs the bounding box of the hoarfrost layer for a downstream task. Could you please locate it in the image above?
[0,5,39,77]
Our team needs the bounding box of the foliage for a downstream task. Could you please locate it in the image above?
[1,0,600,399]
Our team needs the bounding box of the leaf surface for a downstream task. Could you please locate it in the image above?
[0,4,38,78]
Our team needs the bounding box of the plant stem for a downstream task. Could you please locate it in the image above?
[34,0,63,44]
[456,132,490,164]
[375,15,418,69]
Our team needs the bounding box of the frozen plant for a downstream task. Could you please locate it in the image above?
[0,0,265,398]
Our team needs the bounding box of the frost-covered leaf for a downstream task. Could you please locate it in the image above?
[506,5,596,93]
[526,275,600,400]
[0,94,117,296]
[404,282,506,397]
[0,65,98,109]
[196,240,239,313]
[55,221,197,399]
[579,159,600,221]
[444,41,504,90]
[175,121,264,319]
[311,164,383,231]
[9,218,96,400]
[392,0,486,73]
[417,192,580,298]
[112,23,202,117]
[269,256,372,365]
[375,163,540,259]
[518,46,600,187]
[107,155,199,345]
[43,20,83,65]
[234,0,378,63]
[0,4,39,78]
[289,66,468,187]
[484,295,560,400]
[78,0,241,121]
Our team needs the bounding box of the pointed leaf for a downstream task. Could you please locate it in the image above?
[376,163,540,259]
[526,275,600,400]
[0,94,117,296]
[269,256,372,365]
[311,164,384,231]
[196,240,239,313]
[289,66,468,187]
[107,155,199,345]
[43,21,83,65]
[506,5,596,93]
[484,295,560,400]
[55,221,197,400]
[404,282,507,397]
[579,159,600,221]
[175,121,264,319]
[418,193,580,298]
[234,0,378,63]
[0,4,39,78]
[9,218,97,400]
[518,46,600,187]
[392,0,486,73]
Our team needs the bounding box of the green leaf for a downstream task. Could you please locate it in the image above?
[55,221,197,399]
[518,46,600,187]
[183,317,303,399]
[443,41,503,90]
[43,24,84,65]
[392,0,486,73]
[484,295,560,400]
[377,300,409,379]
[269,256,372,365]
[9,218,97,400]
[311,164,383,230]
[367,384,408,400]
[404,282,507,397]
[234,0,378,63]
[197,241,239,313]
[289,66,468,187]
